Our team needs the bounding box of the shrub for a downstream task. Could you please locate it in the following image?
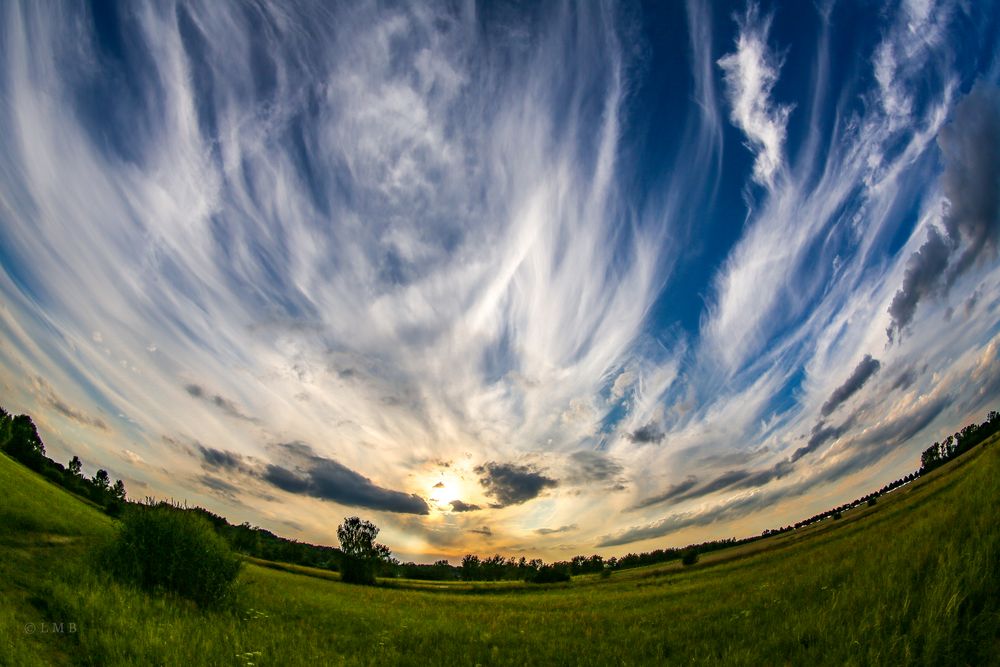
[867,497,878,507]
[681,550,699,566]
[528,565,570,584]
[104,505,241,607]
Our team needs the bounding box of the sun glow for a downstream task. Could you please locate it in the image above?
[427,475,464,509]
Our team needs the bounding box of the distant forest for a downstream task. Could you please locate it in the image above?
[2,403,997,582]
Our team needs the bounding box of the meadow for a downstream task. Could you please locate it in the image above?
[1,435,998,666]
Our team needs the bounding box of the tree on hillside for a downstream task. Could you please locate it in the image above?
[92,469,111,491]
[336,516,391,585]
[3,415,46,468]
[68,455,82,476]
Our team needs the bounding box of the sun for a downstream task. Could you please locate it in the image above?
[428,475,463,507]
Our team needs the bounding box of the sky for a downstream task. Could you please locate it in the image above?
[1,0,999,562]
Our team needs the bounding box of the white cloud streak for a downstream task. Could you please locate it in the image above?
[717,3,792,188]
[0,0,997,557]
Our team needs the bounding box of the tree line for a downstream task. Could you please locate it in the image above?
[0,404,344,571]
[3,400,997,585]
[919,411,999,473]
[418,409,1000,583]
[1,406,126,514]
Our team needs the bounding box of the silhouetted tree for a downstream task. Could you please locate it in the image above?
[68,455,82,476]
[461,554,481,581]
[4,414,45,469]
[92,469,111,491]
[336,516,390,585]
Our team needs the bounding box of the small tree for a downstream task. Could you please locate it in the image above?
[68,456,83,476]
[4,415,45,468]
[336,516,390,585]
[93,469,111,491]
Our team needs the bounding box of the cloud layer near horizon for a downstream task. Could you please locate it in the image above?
[0,0,998,560]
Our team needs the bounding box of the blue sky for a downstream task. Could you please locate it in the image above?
[1,0,999,561]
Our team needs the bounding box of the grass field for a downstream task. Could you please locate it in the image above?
[2,437,998,666]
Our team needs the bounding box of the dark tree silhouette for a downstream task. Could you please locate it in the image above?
[336,516,391,585]
[68,455,82,476]
[93,469,111,491]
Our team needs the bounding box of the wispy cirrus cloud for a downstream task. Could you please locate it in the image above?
[0,0,997,560]
[717,3,792,188]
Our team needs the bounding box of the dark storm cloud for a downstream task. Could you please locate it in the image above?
[474,461,558,508]
[887,85,1000,342]
[627,423,665,444]
[261,446,430,515]
[449,499,481,512]
[469,526,492,536]
[197,444,247,471]
[728,460,794,489]
[791,419,852,462]
[886,226,952,342]
[262,464,312,494]
[939,85,1000,283]
[890,366,919,392]
[184,383,259,423]
[820,355,881,417]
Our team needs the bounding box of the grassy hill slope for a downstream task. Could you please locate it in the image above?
[1,437,998,665]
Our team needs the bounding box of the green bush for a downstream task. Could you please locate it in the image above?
[104,505,241,607]
[681,550,699,566]
[339,554,376,585]
[528,565,571,583]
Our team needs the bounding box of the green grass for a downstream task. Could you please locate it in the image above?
[1,440,998,665]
